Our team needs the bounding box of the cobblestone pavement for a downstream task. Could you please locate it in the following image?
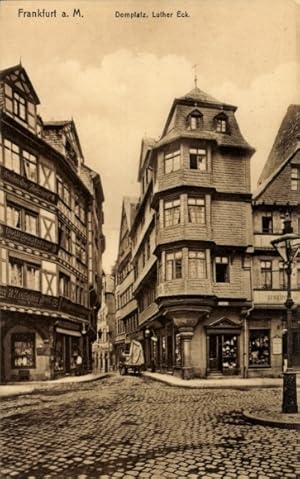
[0,374,299,479]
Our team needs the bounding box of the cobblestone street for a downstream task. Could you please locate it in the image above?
[0,374,299,479]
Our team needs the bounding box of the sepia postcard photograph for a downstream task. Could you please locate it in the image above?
[0,0,299,478]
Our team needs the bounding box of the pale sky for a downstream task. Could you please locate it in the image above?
[0,0,299,272]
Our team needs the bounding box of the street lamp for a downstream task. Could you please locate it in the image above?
[271,213,300,413]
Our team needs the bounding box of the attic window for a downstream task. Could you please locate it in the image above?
[187,110,202,130]
[291,168,300,191]
[214,114,228,133]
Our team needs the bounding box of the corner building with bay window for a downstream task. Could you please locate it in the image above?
[0,64,105,383]
[126,86,255,379]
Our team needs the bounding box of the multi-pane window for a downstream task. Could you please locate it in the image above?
[65,227,72,254]
[3,139,39,182]
[4,139,21,174]
[279,262,287,290]
[23,150,38,182]
[261,212,273,233]
[189,148,207,170]
[249,330,270,367]
[75,196,85,223]
[188,251,206,279]
[13,91,27,121]
[164,150,181,174]
[75,235,87,263]
[216,118,227,133]
[215,256,229,283]
[58,221,73,254]
[164,199,180,226]
[12,333,35,368]
[291,168,300,191]
[59,272,70,298]
[188,197,205,224]
[188,112,202,130]
[166,251,182,280]
[7,203,38,235]
[8,258,40,290]
[260,260,272,289]
[57,176,72,208]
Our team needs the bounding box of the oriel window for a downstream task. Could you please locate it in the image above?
[188,197,205,224]
[215,256,229,283]
[164,150,181,174]
[164,199,180,227]
[188,251,206,279]
[166,251,182,280]
[189,148,207,170]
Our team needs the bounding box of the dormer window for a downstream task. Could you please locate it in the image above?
[187,110,202,130]
[214,113,228,133]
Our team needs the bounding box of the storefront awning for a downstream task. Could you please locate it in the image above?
[56,327,81,337]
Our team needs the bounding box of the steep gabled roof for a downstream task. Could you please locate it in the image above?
[0,63,40,104]
[43,119,84,159]
[137,137,156,181]
[258,105,300,186]
[123,196,139,228]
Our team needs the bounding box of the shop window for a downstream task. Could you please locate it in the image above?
[222,335,238,370]
[11,333,35,368]
[55,335,64,371]
[260,260,272,289]
[249,330,270,367]
[166,250,182,280]
[188,197,205,224]
[188,250,206,279]
[215,256,229,283]
[261,212,273,233]
[291,168,300,191]
[164,150,181,174]
[164,199,180,227]
[189,148,207,170]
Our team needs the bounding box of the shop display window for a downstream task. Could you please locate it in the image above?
[222,335,238,370]
[55,335,64,371]
[11,333,35,368]
[249,330,270,367]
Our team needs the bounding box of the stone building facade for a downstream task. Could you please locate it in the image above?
[0,64,105,383]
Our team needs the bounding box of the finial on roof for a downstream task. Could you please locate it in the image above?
[19,57,22,66]
[193,64,198,89]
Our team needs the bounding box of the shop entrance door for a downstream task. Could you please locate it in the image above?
[208,334,238,374]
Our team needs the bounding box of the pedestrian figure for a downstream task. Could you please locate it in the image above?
[76,353,83,375]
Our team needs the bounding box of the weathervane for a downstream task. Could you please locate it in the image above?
[193,64,198,88]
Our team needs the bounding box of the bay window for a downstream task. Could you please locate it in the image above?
[189,148,207,170]
[188,197,205,224]
[166,250,182,280]
[164,199,180,226]
[164,150,181,174]
[188,250,206,279]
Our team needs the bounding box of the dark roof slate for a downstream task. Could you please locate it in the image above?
[258,105,300,185]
